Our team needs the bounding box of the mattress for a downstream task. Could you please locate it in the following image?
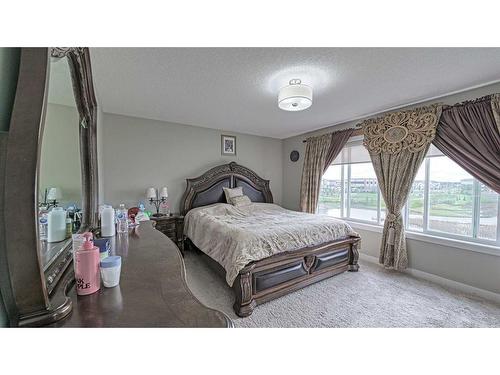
[184,203,358,286]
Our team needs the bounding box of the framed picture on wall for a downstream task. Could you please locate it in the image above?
[221,134,236,156]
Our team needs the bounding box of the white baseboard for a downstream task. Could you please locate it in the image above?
[358,253,380,264]
[358,253,500,305]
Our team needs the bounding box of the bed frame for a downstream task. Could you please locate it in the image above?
[180,162,360,317]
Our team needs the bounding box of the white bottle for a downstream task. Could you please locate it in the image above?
[47,207,67,243]
[101,205,116,237]
[39,213,48,241]
[116,203,128,233]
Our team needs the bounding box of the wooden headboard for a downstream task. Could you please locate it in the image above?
[180,162,273,215]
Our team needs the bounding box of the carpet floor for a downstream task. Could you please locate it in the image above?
[184,252,500,328]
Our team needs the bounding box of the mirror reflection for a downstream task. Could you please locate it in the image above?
[38,55,83,270]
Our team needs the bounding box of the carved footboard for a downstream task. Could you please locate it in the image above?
[232,236,360,317]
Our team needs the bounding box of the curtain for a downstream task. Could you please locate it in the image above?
[491,93,500,132]
[362,105,442,269]
[323,128,354,173]
[433,94,500,193]
[299,128,354,213]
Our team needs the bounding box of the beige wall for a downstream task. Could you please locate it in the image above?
[281,82,500,295]
[100,113,283,212]
[39,103,82,206]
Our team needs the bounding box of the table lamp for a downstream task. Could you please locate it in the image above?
[46,187,62,208]
[146,186,169,217]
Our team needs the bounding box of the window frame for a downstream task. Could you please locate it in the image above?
[345,163,384,225]
[319,155,500,249]
[403,155,500,247]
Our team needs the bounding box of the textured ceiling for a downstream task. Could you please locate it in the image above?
[90,48,500,139]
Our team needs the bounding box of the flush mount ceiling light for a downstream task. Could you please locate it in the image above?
[278,79,313,111]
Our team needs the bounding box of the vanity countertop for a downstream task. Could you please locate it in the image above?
[50,221,233,328]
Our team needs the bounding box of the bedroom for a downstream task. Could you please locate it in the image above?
[1,1,499,374]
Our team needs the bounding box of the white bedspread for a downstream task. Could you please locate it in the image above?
[184,203,358,286]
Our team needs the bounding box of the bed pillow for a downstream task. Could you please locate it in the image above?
[223,186,243,203]
[230,195,252,207]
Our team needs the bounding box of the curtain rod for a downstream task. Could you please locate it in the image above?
[301,90,500,144]
[302,127,363,143]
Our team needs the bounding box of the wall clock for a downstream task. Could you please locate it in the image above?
[290,150,300,162]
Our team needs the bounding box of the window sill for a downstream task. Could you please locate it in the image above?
[345,220,500,257]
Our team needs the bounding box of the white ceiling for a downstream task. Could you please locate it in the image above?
[90,48,500,139]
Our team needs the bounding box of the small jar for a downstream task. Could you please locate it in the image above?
[100,256,122,288]
[94,238,110,260]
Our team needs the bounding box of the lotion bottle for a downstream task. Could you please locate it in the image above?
[75,232,100,296]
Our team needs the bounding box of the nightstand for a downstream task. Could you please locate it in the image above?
[150,214,184,252]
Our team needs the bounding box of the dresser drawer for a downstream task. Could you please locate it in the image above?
[163,229,176,239]
[151,215,184,253]
[156,220,176,232]
[156,222,176,232]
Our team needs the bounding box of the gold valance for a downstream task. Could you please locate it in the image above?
[362,104,442,154]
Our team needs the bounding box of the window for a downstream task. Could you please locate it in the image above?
[319,137,386,225]
[428,156,474,237]
[407,162,425,232]
[349,163,379,223]
[319,142,500,247]
[479,184,498,241]
[319,162,385,225]
[318,164,342,217]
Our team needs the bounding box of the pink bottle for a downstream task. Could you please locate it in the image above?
[75,232,101,296]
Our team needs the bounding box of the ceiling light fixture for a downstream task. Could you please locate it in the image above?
[278,79,313,111]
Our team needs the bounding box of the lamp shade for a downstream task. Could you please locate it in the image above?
[47,187,62,200]
[278,79,313,111]
[159,187,168,198]
[146,187,157,199]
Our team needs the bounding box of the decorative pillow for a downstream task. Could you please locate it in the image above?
[222,186,243,203]
[230,195,252,207]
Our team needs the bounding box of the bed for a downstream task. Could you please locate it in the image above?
[180,162,361,317]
